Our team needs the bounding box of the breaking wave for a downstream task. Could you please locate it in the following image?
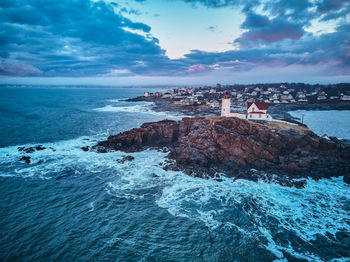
[94,102,156,113]
[105,149,350,260]
[1,135,349,261]
[93,101,187,119]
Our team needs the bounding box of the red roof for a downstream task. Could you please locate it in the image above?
[248,111,266,114]
[247,102,268,110]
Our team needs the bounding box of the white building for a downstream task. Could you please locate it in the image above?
[221,95,246,119]
[317,91,327,101]
[246,102,268,120]
[340,93,350,101]
[221,96,269,120]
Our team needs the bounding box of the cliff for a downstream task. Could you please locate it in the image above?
[94,117,350,186]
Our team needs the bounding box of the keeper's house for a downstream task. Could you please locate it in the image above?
[246,102,268,120]
[221,95,269,120]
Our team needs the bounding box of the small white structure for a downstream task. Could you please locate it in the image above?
[340,93,350,101]
[221,95,247,118]
[144,92,149,97]
[221,95,231,116]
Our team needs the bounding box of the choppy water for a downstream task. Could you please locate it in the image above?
[0,86,349,261]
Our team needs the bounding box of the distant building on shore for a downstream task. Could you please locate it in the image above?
[221,95,269,120]
[246,102,268,120]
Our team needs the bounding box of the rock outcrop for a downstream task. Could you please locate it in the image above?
[94,117,350,186]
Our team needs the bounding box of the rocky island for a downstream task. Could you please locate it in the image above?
[94,116,350,188]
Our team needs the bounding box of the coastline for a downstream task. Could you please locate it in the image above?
[127,95,350,123]
[93,115,350,188]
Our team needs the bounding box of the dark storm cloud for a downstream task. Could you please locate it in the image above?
[183,0,251,8]
[177,0,350,76]
[1,0,349,78]
[236,11,304,44]
[182,21,350,74]
[0,0,179,76]
[317,0,349,13]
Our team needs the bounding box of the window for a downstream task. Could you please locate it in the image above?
[259,114,261,118]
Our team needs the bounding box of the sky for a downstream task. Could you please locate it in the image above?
[0,0,350,85]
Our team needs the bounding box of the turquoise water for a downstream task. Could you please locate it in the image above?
[0,86,349,261]
[290,110,350,140]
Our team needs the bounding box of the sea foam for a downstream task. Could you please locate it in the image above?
[93,101,186,120]
[1,133,349,261]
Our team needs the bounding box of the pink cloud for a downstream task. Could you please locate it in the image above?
[188,64,206,72]
[345,46,350,57]
[264,60,289,67]
[0,63,42,76]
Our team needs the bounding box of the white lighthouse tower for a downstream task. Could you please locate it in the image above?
[221,94,231,116]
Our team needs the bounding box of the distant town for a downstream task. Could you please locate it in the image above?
[143,83,350,109]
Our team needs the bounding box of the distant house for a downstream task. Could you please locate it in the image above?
[340,93,350,101]
[296,91,307,102]
[144,92,149,97]
[246,102,268,120]
[317,91,327,101]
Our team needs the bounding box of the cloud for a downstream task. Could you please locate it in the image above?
[0,0,173,77]
[317,0,349,13]
[182,0,257,8]
[236,12,304,45]
[208,25,217,32]
[0,0,349,81]
[188,64,206,72]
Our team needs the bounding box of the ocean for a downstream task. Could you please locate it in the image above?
[289,110,350,140]
[0,86,349,261]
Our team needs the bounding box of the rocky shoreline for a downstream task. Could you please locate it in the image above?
[93,116,350,188]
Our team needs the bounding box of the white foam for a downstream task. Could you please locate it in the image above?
[1,134,349,260]
[107,98,128,103]
[0,135,123,179]
[93,101,187,120]
[155,174,350,260]
[93,102,155,113]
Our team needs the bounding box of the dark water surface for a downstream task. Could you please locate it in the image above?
[0,86,349,261]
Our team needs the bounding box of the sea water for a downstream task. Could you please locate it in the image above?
[0,86,349,261]
[290,110,350,140]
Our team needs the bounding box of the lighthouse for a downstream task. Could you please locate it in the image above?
[221,94,231,117]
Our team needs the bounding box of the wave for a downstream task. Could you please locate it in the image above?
[94,102,155,113]
[156,174,350,261]
[101,146,350,260]
[107,98,128,103]
[93,101,187,119]
[0,135,123,179]
[1,136,349,261]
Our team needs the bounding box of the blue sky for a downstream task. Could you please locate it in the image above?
[0,0,349,85]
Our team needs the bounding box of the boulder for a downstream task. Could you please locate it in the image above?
[117,155,135,163]
[19,156,31,164]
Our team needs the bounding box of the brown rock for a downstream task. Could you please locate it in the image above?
[95,116,350,183]
[19,156,31,164]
